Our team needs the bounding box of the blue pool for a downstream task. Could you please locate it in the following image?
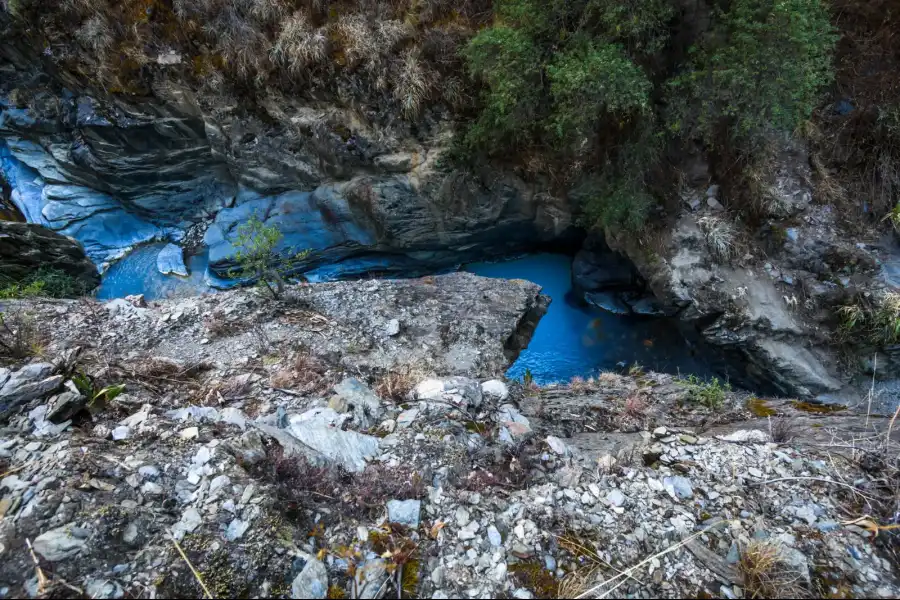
[466,254,713,384]
[96,244,216,301]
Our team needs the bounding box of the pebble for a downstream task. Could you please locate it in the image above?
[487,525,503,547]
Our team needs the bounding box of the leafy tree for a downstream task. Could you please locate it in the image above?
[548,38,652,145]
[668,0,837,145]
[232,216,309,299]
[462,25,543,153]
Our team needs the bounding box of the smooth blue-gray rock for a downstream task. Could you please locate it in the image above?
[32,523,90,561]
[287,419,380,473]
[386,499,421,527]
[291,556,328,599]
[663,476,694,500]
[157,244,188,276]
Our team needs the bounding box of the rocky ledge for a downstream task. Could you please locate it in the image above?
[0,276,898,599]
[0,222,99,291]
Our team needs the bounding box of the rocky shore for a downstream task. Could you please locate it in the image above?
[1,277,898,598]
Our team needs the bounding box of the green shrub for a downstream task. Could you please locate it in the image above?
[231,216,309,299]
[585,0,676,54]
[678,374,731,409]
[838,292,900,347]
[0,268,89,299]
[548,38,652,144]
[462,25,543,152]
[669,0,837,144]
[574,174,655,232]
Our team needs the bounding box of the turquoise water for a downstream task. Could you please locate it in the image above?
[466,254,713,385]
[96,244,216,301]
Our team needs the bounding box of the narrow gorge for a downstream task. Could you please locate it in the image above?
[1,1,899,598]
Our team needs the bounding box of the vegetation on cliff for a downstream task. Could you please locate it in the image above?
[0,1,896,239]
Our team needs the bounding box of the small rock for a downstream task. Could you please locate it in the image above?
[172,508,202,540]
[707,197,725,211]
[457,521,480,540]
[456,506,471,528]
[663,476,694,500]
[180,427,199,440]
[226,519,250,541]
[679,434,698,445]
[545,436,568,456]
[606,489,626,507]
[111,426,131,441]
[292,556,328,599]
[487,525,503,547]
[653,427,668,438]
[33,524,90,561]
[385,319,401,336]
[386,499,421,528]
[397,409,419,429]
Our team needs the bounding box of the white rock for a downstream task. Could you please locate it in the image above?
[180,427,199,440]
[487,525,503,547]
[397,408,419,429]
[111,426,130,441]
[172,508,202,540]
[456,506,471,527]
[545,436,569,456]
[481,380,509,401]
[385,319,401,336]
[717,429,769,444]
[386,499,421,527]
[287,421,380,473]
[606,489,626,507]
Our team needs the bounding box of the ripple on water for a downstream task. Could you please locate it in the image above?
[465,253,713,384]
[96,244,216,301]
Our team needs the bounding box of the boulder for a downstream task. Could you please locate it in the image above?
[0,222,99,291]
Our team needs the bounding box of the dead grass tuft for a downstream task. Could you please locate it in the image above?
[0,310,48,363]
[272,12,328,75]
[768,416,798,444]
[374,366,428,402]
[269,352,327,393]
[738,541,806,599]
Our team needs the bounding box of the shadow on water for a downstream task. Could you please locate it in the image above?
[465,253,714,385]
[96,243,215,301]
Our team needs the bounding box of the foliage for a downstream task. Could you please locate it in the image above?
[678,374,731,409]
[231,216,309,299]
[71,372,126,409]
[574,174,655,232]
[838,292,900,347]
[0,268,90,300]
[547,38,652,144]
[462,25,543,152]
[586,0,675,54]
[668,0,837,145]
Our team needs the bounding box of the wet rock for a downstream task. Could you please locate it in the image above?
[292,556,329,599]
[584,291,631,315]
[157,244,188,277]
[386,499,421,528]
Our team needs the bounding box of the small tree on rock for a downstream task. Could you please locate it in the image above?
[232,216,309,299]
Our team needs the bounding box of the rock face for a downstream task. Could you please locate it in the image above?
[606,140,897,403]
[0,72,573,273]
[0,222,99,290]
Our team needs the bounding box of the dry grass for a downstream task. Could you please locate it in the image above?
[0,310,48,363]
[698,215,737,262]
[738,541,805,599]
[768,416,798,444]
[623,392,647,418]
[272,12,328,75]
[374,366,427,402]
[269,352,327,392]
[74,15,114,54]
[393,49,430,119]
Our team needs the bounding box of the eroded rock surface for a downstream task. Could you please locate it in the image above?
[0,221,99,290]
